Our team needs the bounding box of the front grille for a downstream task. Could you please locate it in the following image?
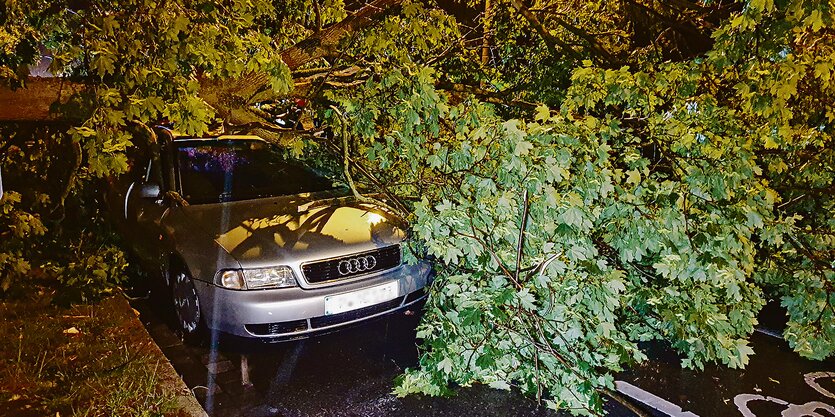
[245,320,309,336]
[302,245,401,284]
[310,297,404,328]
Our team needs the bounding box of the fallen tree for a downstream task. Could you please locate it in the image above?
[2,0,834,415]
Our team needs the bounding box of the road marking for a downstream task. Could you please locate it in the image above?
[734,394,789,417]
[734,371,835,417]
[618,371,835,417]
[784,401,835,416]
[615,380,701,417]
[805,372,835,399]
[735,394,835,417]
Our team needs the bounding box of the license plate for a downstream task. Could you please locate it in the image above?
[324,281,400,315]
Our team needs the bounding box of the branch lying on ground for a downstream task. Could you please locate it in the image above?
[601,388,651,417]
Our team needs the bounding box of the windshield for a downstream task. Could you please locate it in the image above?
[175,140,338,204]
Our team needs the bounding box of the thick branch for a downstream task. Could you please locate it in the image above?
[550,15,616,63]
[0,78,86,122]
[292,66,368,95]
[509,0,583,62]
[0,0,400,124]
[481,0,494,66]
[213,0,402,109]
[436,80,538,109]
[283,0,401,70]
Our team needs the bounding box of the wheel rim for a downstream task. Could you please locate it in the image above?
[172,271,200,334]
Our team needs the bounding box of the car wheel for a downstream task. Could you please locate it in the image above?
[170,266,205,343]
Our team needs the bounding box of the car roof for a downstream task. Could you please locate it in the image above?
[154,125,266,143]
[171,135,266,143]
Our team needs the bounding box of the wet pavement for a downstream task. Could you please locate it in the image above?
[133,297,560,416]
[130,293,835,417]
[614,302,835,417]
[618,331,835,417]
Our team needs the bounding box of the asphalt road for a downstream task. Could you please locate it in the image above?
[130,294,835,417]
[134,298,558,417]
[617,330,835,417]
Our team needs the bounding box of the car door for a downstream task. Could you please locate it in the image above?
[126,146,171,265]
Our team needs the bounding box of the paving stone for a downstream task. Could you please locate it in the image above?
[200,390,237,416]
[163,344,196,368]
[216,373,258,398]
[148,323,184,348]
[206,360,235,374]
[213,369,244,386]
[178,364,219,393]
[201,351,229,366]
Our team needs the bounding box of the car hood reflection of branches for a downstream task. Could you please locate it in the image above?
[175,190,406,268]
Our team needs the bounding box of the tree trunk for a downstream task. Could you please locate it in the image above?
[0,78,86,122]
[0,0,402,124]
[481,0,493,67]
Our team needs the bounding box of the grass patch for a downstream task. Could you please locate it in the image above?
[0,291,185,417]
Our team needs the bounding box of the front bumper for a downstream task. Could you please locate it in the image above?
[193,261,432,339]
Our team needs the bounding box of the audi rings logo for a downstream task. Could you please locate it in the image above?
[337,255,378,276]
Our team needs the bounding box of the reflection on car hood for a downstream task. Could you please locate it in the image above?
[178,190,407,268]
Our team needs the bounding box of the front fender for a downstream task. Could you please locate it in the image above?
[162,208,242,283]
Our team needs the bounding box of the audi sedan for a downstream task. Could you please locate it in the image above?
[108,130,431,341]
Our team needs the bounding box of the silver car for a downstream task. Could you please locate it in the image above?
[109,130,430,341]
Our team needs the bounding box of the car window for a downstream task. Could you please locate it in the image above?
[175,140,339,204]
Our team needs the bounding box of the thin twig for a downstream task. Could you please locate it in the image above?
[515,189,530,281]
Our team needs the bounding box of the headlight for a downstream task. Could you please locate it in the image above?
[216,266,298,290]
[243,266,297,289]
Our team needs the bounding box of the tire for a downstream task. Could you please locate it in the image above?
[170,265,206,344]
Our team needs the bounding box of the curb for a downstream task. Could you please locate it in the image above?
[115,294,209,417]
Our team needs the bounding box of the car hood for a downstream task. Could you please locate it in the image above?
[176,190,407,268]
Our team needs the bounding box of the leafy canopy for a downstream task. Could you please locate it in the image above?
[1,0,835,415]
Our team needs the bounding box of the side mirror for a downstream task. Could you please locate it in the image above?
[139,182,161,199]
